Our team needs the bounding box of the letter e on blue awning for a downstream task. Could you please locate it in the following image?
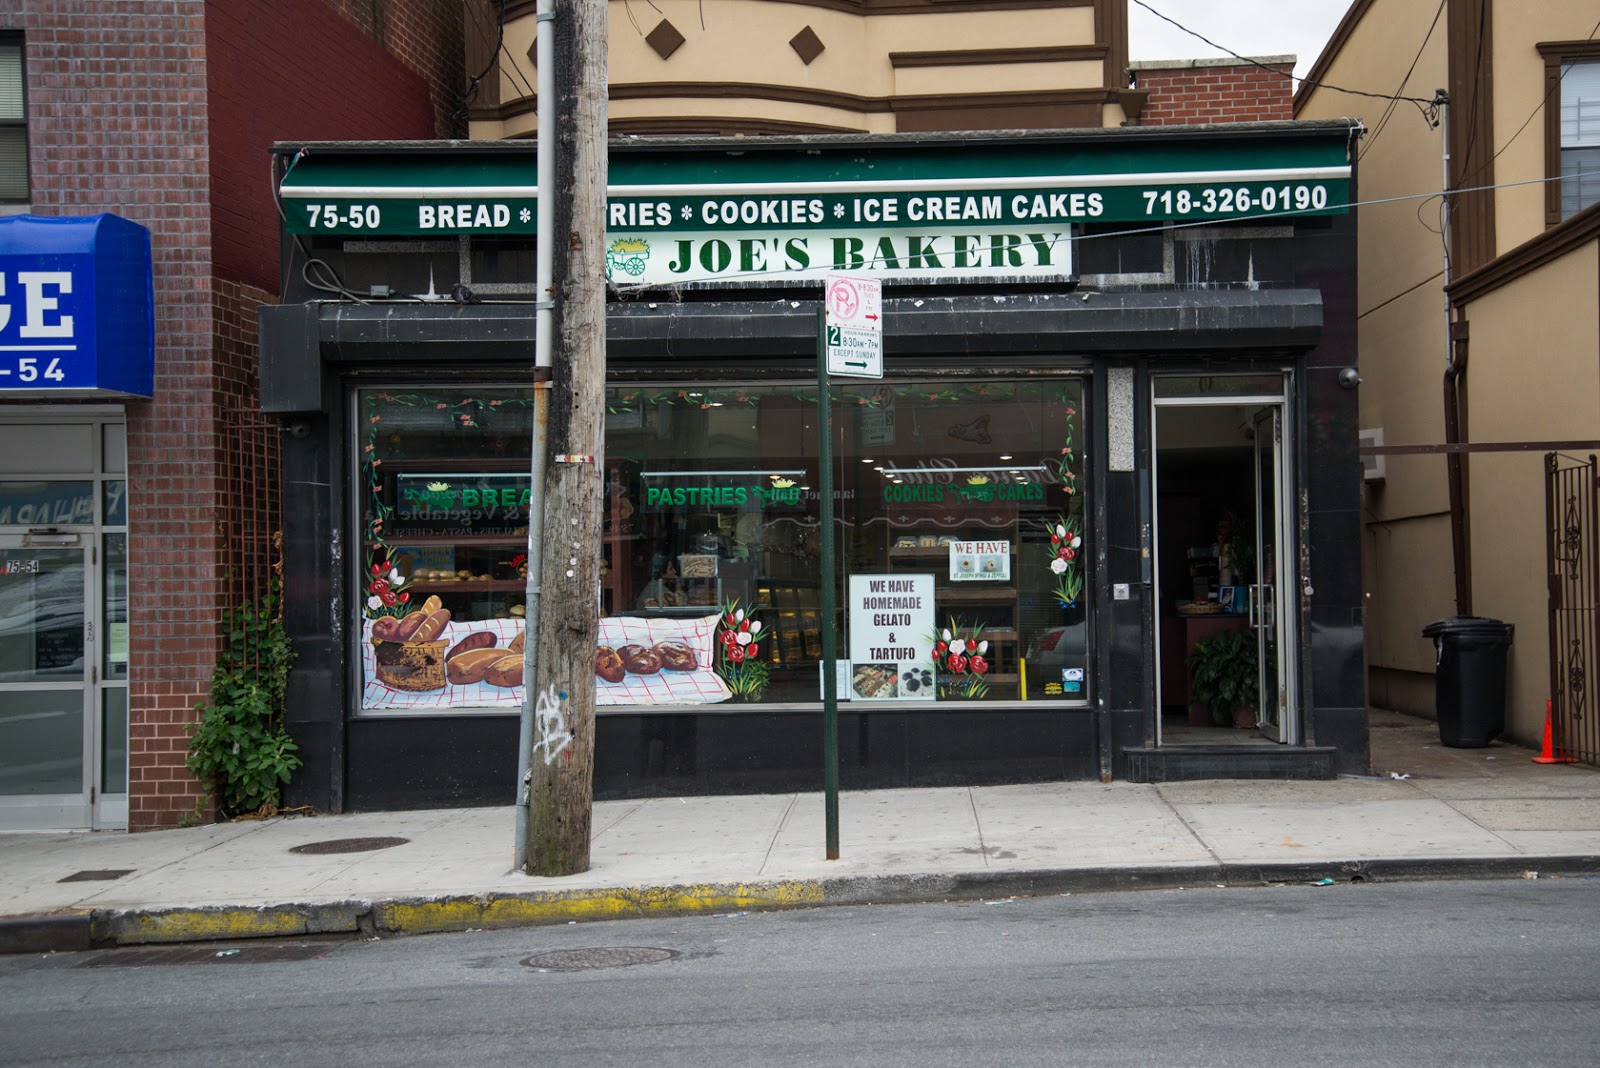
[0,213,154,397]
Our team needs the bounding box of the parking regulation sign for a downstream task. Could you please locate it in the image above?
[824,273,882,378]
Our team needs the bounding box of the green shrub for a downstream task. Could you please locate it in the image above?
[186,582,300,819]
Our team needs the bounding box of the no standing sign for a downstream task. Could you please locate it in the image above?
[824,273,882,378]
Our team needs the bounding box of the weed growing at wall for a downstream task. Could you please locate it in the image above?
[187,581,301,818]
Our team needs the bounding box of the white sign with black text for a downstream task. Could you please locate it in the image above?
[948,540,1011,582]
[847,573,935,701]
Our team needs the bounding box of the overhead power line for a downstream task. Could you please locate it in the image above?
[1130,0,1436,105]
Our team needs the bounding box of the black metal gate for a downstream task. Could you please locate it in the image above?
[1545,452,1600,766]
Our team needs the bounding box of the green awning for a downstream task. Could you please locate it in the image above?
[278,130,1352,237]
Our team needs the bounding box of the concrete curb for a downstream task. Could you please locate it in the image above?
[6,855,1599,955]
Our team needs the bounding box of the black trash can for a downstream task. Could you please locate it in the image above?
[1421,616,1514,747]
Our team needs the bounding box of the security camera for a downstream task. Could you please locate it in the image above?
[284,420,311,439]
[1338,367,1363,389]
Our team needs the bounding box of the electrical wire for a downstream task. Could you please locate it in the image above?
[601,165,1600,295]
[272,150,370,304]
[1358,0,1447,162]
[1130,0,1435,104]
[453,0,507,124]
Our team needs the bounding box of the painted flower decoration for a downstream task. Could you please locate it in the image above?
[1046,515,1084,609]
[716,601,770,701]
[365,558,412,619]
[929,618,990,699]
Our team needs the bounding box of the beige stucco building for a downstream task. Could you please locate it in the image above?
[465,0,1140,137]
[1298,0,1600,756]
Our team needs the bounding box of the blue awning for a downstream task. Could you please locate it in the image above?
[0,214,154,398]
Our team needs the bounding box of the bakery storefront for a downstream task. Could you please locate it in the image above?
[261,124,1366,812]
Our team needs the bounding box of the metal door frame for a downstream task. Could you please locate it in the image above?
[1252,405,1299,743]
[0,408,127,830]
[0,534,97,830]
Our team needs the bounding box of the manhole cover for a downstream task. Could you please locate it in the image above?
[521,947,678,971]
[288,836,409,855]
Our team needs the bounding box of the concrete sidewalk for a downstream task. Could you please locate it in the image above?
[4,710,1600,953]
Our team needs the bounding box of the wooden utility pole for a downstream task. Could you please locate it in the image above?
[524,0,608,876]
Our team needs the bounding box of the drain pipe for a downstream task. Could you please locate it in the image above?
[516,0,557,869]
[1444,320,1471,615]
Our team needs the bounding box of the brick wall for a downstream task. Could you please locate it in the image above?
[328,0,466,135]
[207,0,452,295]
[1133,59,1294,126]
[10,1,458,830]
[14,0,220,830]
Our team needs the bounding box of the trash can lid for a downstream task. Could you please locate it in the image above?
[1421,615,1514,639]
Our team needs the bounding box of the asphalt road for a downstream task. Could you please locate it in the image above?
[5,878,1599,1066]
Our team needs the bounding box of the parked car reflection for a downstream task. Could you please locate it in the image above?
[0,554,85,683]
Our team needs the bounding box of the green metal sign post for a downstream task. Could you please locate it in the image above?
[816,306,840,860]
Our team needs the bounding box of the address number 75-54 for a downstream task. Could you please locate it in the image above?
[5,357,68,383]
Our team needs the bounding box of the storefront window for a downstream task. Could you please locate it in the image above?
[356,379,1087,713]
[603,378,1087,707]
[357,388,537,712]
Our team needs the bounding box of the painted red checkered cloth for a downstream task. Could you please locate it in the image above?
[597,614,730,706]
[361,614,730,710]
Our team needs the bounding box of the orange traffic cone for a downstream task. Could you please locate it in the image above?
[1533,699,1577,764]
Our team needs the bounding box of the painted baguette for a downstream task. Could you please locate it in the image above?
[446,631,497,661]
[446,647,511,685]
[393,609,429,641]
[483,654,524,688]
[412,608,451,642]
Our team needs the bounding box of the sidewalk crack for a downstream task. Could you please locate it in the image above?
[1154,786,1225,868]
[967,789,990,867]
[757,794,800,877]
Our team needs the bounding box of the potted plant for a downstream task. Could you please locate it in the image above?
[1186,628,1259,728]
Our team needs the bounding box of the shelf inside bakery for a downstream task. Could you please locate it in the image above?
[932,585,1018,603]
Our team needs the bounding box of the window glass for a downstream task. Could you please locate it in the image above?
[103,481,126,526]
[1154,374,1285,400]
[101,686,127,794]
[356,380,1089,713]
[1076,220,1164,276]
[604,379,1088,706]
[1560,61,1600,219]
[357,388,536,712]
[0,482,95,526]
[0,547,84,683]
[0,40,24,203]
[103,533,127,680]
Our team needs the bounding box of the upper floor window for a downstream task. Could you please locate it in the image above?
[0,37,24,205]
[1541,42,1600,225]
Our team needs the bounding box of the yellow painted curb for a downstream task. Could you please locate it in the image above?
[99,905,357,945]
[378,881,826,934]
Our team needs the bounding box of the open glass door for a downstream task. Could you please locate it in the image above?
[0,535,95,829]
[1252,407,1297,742]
